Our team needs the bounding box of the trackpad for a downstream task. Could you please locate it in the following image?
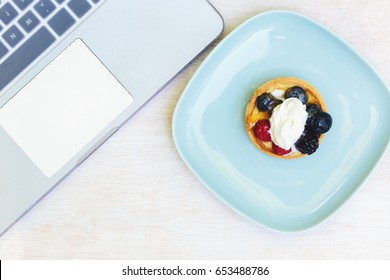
[0,39,134,177]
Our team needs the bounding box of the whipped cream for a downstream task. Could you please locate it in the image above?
[269,98,308,150]
[271,89,285,100]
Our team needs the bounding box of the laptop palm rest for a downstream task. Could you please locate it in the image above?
[0,39,134,178]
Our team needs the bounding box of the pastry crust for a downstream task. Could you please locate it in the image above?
[245,77,326,159]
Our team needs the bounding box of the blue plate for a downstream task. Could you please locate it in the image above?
[172,11,390,231]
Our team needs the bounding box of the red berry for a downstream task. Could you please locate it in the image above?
[272,142,292,156]
[253,119,271,141]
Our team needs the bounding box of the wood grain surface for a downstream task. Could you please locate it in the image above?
[0,0,389,259]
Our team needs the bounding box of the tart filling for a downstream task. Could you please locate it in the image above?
[245,77,332,159]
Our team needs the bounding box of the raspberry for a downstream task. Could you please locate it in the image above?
[253,119,271,141]
[272,142,292,156]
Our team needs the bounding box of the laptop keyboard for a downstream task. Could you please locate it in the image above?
[0,0,103,92]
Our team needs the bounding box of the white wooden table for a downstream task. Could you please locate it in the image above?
[1,0,389,259]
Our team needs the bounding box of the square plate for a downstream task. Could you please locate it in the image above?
[172,11,390,231]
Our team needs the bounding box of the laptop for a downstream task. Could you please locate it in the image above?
[0,0,223,236]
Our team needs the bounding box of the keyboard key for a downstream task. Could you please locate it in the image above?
[18,11,40,33]
[0,3,18,25]
[2,25,24,47]
[55,0,66,3]
[67,0,91,18]
[48,8,75,36]
[0,41,8,59]
[13,0,34,10]
[0,27,55,92]
[34,0,56,19]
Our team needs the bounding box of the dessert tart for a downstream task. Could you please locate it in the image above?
[245,77,333,159]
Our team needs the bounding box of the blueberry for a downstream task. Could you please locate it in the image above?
[309,112,333,134]
[305,103,322,126]
[256,93,273,111]
[306,103,322,119]
[285,86,308,104]
[268,99,283,112]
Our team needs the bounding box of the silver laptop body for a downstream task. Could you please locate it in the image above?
[0,0,223,236]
